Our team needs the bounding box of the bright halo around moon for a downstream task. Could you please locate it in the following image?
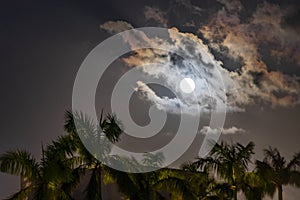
[180,78,196,93]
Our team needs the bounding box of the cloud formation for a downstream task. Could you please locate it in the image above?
[200,126,245,135]
[142,0,203,29]
[100,1,300,114]
[101,21,232,113]
[144,6,168,27]
[200,1,300,107]
[100,20,133,34]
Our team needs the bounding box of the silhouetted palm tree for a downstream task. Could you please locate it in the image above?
[0,142,84,200]
[172,162,232,200]
[62,110,123,200]
[194,141,255,200]
[101,151,169,200]
[3,109,300,200]
[0,110,122,200]
[255,147,300,200]
[104,168,163,200]
[241,171,267,200]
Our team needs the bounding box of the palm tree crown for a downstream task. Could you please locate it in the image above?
[194,141,255,200]
[256,147,300,200]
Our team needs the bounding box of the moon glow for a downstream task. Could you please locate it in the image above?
[180,78,195,93]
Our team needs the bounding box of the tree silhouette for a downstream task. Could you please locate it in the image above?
[255,147,300,200]
[194,141,255,200]
[0,143,84,199]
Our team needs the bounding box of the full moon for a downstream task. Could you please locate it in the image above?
[180,78,195,93]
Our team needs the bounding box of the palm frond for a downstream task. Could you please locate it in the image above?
[287,152,300,170]
[104,166,140,199]
[100,113,122,143]
[0,150,40,181]
[288,171,300,187]
[155,176,196,200]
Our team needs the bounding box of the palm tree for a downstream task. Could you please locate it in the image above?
[0,110,123,200]
[104,166,222,200]
[0,150,41,199]
[255,147,300,200]
[104,168,162,200]
[101,152,167,200]
[241,171,268,200]
[62,110,123,200]
[194,141,255,200]
[171,163,231,200]
[0,143,84,200]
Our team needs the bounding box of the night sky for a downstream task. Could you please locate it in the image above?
[1,0,300,199]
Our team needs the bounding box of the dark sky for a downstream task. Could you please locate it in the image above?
[1,0,300,199]
[0,0,130,196]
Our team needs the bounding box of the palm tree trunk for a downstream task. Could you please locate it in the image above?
[233,190,238,200]
[278,185,283,200]
[232,183,237,200]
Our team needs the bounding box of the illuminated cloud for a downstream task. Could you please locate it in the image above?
[124,27,236,113]
[100,24,240,113]
[100,1,300,113]
[134,81,196,113]
[222,126,245,134]
[200,126,245,135]
[100,20,133,34]
[199,1,300,107]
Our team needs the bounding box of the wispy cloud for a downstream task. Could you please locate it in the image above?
[144,6,168,27]
[143,0,202,28]
[200,126,245,135]
[100,20,133,34]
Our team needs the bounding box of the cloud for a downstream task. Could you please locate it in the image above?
[200,126,245,135]
[100,20,133,34]
[199,1,300,107]
[144,6,168,27]
[216,0,243,12]
[134,81,197,113]
[100,1,300,113]
[119,27,233,113]
[171,0,203,14]
[222,126,245,134]
[142,0,202,28]
[250,2,300,60]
